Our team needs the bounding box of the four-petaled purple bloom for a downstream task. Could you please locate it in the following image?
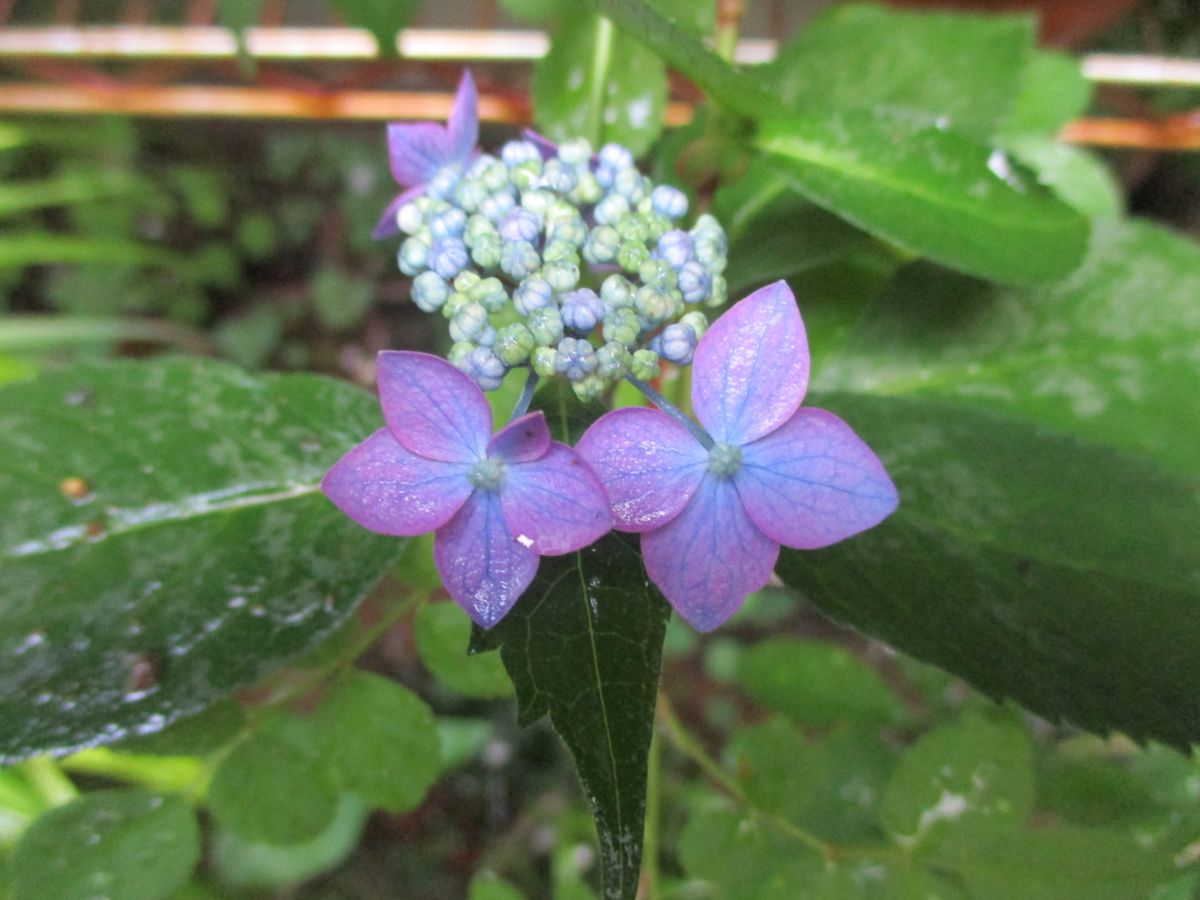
[321,352,612,627]
[577,281,899,632]
[373,72,479,240]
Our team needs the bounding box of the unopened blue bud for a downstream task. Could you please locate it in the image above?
[473,156,510,193]
[513,277,554,316]
[398,236,430,275]
[502,139,541,167]
[614,166,647,202]
[691,213,724,241]
[561,289,605,334]
[429,207,466,239]
[546,213,588,246]
[656,230,693,268]
[677,260,711,304]
[617,241,650,273]
[572,374,606,403]
[557,137,593,166]
[465,346,506,391]
[396,201,425,235]
[600,274,636,311]
[500,240,541,281]
[651,184,688,219]
[596,341,632,379]
[631,348,660,381]
[541,159,578,194]
[543,261,580,292]
[655,323,697,365]
[478,190,516,223]
[583,225,621,265]
[639,258,678,291]
[595,194,630,226]
[500,208,541,244]
[427,167,460,200]
[455,178,488,213]
[695,236,727,273]
[495,322,536,365]
[477,325,496,348]
[412,271,450,312]
[469,277,509,313]
[554,337,598,381]
[449,301,489,343]
[429,237,469,279]
[598,143,634,172]
[521,189,555,220]
[528,306,564,346]
[530,346,559,377]
[602,307,641,348]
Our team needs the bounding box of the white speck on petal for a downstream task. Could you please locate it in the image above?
[516,534,534,548]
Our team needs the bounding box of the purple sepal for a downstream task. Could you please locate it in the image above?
[372,185,424,240]
[500,443,612,556]
[376,351,492,463]
[487,412,551,463]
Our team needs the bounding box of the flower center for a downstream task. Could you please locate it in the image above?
[467,458,506,492]
[707,442,742,478]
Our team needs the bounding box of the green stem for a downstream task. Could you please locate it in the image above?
[510,369,539,421]
[643,730,662,900]
[18,757,78,808]
[61,749,205,799]
[587,16,616,146]
[714,0,744,62]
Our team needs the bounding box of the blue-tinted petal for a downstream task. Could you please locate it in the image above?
[577,407,706,533]
[487,411,550,463]
[447,70,480,165]
[692,280,809,445]
[736,408,899,549]
[377,351,491,463]
[641,475,779,632]
[500,443,612,556]
[387,121,453,187]
[321,428,471,536]
[435,490,539,628]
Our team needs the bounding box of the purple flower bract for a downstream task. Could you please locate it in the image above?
[322,352,612,627]
[373,71,479,240]
[577,281,899,632]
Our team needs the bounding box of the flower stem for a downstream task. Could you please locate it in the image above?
[625,375,714,449]
[642,729,662,900]
[511,369,539,421]
[19,757,78,808]
[715,0,744,62]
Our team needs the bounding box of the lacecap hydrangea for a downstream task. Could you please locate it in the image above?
[383,77,727,403]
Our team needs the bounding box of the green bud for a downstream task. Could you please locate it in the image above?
[572,171,603,205]
[616,212,650,244]
[521,189,555,220]
[509,161,541,192]
[543,262,580,292]
[469,277,509,313]
[464,214,498,246]
[635,284,675,325]
[602,307,641,348]
[705,274,728,308]
[542,239,580,266]
[596,342,632,380]
[572,375,607,404]
[449,301,489,342]
[470,233,502,269]
[448,341,474,367]
[453,270,481,293]
[638,258,678,291]
[494,322,536,365]
[442,291,470,319]
[617,241,650,273]
[680,310,708,339]
[557,137,593,166]
[600,274,635,309]
[530,346,559,377]
[631,348,660,381]
[584,225,621,265]
[528,306,565,347]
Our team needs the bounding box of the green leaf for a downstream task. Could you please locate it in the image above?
[728,717,824,825]
[0,358,401,761]
[477,533,671,900]
[328,0,418,55]
[207,723,339,845]
[776,394,1200,750]
[309,671,441,814]
[499,0,569,25]
[1003,135,1123,219]
[763,3,1036,137]
[579,0,777,119]
[758,108,1089,285]
[736,638,905,728]
[801,726,896,844]
[533,13,667,156]
[470,873,529,900]
[415,602,514,699]
[9,789,200,900]
[880,712,1034,848]
[1006,51,1092,136]
[211,793,368,890]
[930,824,1175,900]
[815,220,1200,478]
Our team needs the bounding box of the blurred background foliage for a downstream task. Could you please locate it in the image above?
[1,0,1199,898]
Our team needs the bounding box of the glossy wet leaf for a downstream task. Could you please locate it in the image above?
[207,724,339,845]
[764,4,1036,137]
[777,394,1200,750]
[758,109,1089,285]
[9,789,200,900]
[309,671,441,814]
[533,12,667,156]
[415,601,514,699]
[881,712,1034,847]
[737,637,906,728]
[815,220,1200,478]
[0,358,401,761]
[475,532,671,900]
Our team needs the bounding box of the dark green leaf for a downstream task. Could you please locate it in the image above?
[579,0,777,119]
[9,789,199,900]
[758,109,1089,284]
[480,533,671,900]
[207,723,339,845]
[0,358,401,761]
[763,4,1036,137]
[498,0,569,25]
[328,0,419,55]
[737,637,905,728]
[533,13,667,156]
[815,220,1200,478]
[881,712,1034,848]
[801,726,896,844]
[777,394,1200,750]
[309,671,441,814]
[415,602,514,699]
[1006,51,1092,136]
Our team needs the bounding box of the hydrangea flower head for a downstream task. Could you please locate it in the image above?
[373,71,480,239]
[577,281,899,631]
[322,351,612,626]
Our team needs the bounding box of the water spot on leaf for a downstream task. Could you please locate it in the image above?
[59,476,93,504]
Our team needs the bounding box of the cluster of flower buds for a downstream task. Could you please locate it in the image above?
[388,131,728,401]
